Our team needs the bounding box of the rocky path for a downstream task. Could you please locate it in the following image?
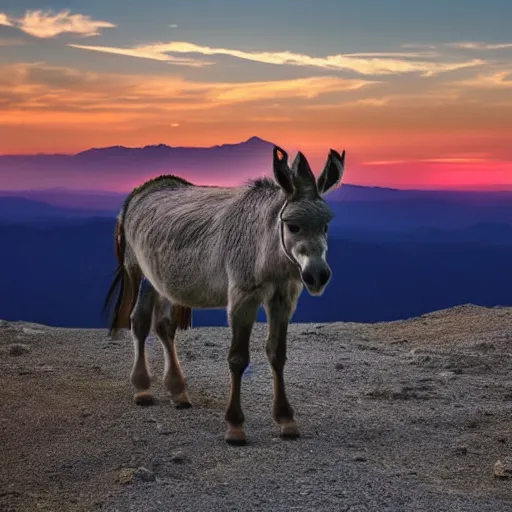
[1,304,511,511]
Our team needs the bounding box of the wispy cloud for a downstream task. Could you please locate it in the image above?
[0,13,13,27]
[69,40,484,76]
[450,70,512,88]
[68,43,211,67]
[0,9,115,38]
[345,51,438,58]
[446,41,512,50]
[0,62,377,126]
[401,43,438,50]
[363,156,490,165]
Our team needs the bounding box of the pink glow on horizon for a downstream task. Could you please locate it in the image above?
[90,159,512,193]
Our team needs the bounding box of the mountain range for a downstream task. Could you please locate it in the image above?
[0,136,511,328]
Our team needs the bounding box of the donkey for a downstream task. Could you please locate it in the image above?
[103,145,345,445]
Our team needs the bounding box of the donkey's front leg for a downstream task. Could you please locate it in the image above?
[224,289,260,446]
[264,286,300,439]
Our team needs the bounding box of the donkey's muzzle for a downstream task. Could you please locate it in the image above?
[301,265,332,296]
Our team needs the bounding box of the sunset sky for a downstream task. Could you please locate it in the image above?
[1,1,511,189]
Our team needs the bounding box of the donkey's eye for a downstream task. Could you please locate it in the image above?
[287,223,301,234]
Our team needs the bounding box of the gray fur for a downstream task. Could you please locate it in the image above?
[114,145,346,443]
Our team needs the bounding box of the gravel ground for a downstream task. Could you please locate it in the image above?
[1,304,511,511]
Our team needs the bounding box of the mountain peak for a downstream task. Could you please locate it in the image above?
[242,136,273,146]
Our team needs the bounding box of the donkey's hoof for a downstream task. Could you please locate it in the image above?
[175,401,192,410]
[134,391,154,406]
[279,420,300,439]
[225,426,247,446]
[172,391,192,409]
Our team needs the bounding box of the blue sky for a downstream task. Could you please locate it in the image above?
[2,0,511,78]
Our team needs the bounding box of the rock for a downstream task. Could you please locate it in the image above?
[493,458,512,479]
[171,450,187,463]
[133,467,155,482]
[117,468,136,485]
[8,344,30,356]
[21,327,44,335]
[452,445,468,456]
[117,466,155,484]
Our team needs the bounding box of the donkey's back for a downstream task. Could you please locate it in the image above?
[124,182,238,308]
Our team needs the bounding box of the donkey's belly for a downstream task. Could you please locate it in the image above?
[139,256,229,309]
[167,285,229,309]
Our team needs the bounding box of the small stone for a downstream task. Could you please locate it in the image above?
[494,458,512,479]
[466,419,479,429]
[157,423,172,435]
[353,455,367,462]
[80,409,92,418]
[171,450,187,463]
[133,467,155,482]
[335,363,344,370]
[117,468,135,485]
[8,343,30,356]
[453,445,468,456]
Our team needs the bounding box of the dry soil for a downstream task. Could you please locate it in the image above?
[1,304,511,511]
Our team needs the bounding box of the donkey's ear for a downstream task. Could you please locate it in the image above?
[317,149,346,195]
[272,145,294,195]
[291,151,319,196]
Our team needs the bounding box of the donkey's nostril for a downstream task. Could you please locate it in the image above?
[302,270,315,287]
[318,268,331,287]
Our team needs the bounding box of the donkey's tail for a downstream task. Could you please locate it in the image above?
[171,304,192,330]
[103,217,192,336]
[102,218,139,337]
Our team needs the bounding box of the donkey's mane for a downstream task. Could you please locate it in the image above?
[122,173,194,217]
[247,177,280,190]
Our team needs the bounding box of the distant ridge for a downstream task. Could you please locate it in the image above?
[0,136,280,190]
[70,136,274,157]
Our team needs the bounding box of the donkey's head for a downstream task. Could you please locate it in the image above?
[272,146,345,296]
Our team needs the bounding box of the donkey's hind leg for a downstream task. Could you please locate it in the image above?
[130,277,156,406]
[153,295,192,409]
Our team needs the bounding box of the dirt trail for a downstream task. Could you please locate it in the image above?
[1,304,511,511]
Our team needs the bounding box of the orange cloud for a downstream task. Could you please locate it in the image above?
[449,70,512,89]
[0,62,377,127]
[69,40,485,76]
[0,9,115,38]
